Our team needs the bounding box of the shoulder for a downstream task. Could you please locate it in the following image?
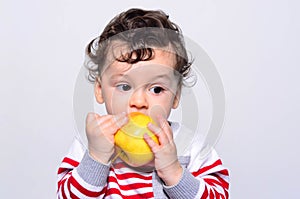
[170,121,204,156]
[64,137,87,162]
[170,122,224,171]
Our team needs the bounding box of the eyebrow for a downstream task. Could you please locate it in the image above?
[117,73,173,81]
[150,74,173,82]
[109,72,179,86]
[110,74,129,80]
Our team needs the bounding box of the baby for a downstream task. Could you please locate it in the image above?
[57,8,229,198]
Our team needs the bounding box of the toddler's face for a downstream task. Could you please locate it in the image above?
[94,50,181,120]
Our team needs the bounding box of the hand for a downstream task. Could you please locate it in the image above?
[144,115,183,186]
[85,112,128,164]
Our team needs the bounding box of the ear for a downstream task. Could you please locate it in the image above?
[94,78,104,104]
[172,87,181,109]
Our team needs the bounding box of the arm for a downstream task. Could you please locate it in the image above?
[57,149,110,199]
[163,150,230,199]
[57,112,128,199]
[145,117,229,199]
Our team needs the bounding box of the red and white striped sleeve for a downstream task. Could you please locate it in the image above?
[162,149,229,199]
[166,123,230,198]
[56,138,110,199]
[162,148,229,199]
[191,149,230,199]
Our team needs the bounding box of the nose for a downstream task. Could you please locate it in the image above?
[129,88,148,110]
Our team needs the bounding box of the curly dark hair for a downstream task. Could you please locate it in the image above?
[85,8,193,85]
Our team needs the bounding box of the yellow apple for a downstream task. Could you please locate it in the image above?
[114,112,159,167]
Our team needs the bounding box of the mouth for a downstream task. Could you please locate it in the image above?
[127,111,148,115]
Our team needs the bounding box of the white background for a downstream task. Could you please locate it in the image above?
[1,0,299,198]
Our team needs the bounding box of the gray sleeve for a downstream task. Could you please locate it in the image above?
[76,150,111,186]
[163,168,200,199]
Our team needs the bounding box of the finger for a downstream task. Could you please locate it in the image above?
[147,122,168,145]
[87,112,113,128]
[99,113,128,135]
[144,133,160,153]
[157,115,174,140]
[86,112,99,123]
[113,112,128,128]
[86,112,103,130]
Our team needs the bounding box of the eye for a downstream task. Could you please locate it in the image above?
[149,86,165,94]
[116,84,131,91]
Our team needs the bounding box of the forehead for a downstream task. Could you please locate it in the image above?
[101,49,178,78]
[138,50,176,67]
[102,39,176,63]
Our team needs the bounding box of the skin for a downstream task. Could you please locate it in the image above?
[86,50,183,186]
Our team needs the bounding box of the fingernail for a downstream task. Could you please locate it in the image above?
[116,112,126,119]
[120,112,127,117]
[147,122,153,128]
[121,115,128,124]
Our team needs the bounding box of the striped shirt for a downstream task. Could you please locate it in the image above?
[57,123,229,198]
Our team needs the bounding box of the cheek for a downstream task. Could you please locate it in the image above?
[149,95,176,119]
[107,92,131,114]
